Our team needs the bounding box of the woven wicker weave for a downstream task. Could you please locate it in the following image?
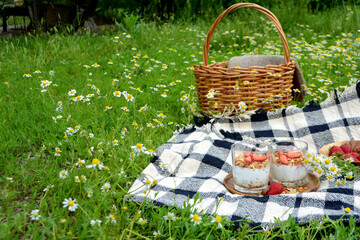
[194,3,295,114]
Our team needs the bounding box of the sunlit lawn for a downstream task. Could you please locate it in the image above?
[0,4,359,239]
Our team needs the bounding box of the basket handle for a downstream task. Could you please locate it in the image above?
[203,3,291,66]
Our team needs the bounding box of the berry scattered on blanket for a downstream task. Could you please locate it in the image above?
[352,146,360,153]
[329,146,345,156]
[286,151,302,159]
[340,144,352,154]
[267,182,284,195]
[279,154,288,165]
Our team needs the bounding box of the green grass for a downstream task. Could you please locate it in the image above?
[0,3,360,239]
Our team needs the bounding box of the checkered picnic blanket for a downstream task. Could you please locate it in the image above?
[128,81,360,228]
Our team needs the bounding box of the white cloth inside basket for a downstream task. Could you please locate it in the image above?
[228,55,305,102]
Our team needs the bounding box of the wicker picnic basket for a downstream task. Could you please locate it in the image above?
[194,3,295,114]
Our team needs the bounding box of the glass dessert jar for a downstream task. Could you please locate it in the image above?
[231,141,272,194]
[271,140,308,188]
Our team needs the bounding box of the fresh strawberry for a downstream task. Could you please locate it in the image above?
[244,152,252,157]
[352,146,360,153]
[286,151,302,159]
[329,146,345,156]
[351,152,360,159]
[244,156,252,164]
[344,153,359,161]
[279,154,288,165]
[252,154,267,161]
[268,182,284,195]
[340,144,352,154]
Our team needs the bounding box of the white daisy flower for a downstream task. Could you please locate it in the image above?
[59,170,68,179]
[62,198,79,212]
[30,209,41,221]
[101,182,111,192]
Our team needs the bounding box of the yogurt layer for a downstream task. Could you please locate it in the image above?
[233,166,270,188]
[271,164,308,183]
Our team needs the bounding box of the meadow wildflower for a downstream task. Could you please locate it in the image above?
[101,182,111,192]
[238,101,247,112]
[106,214,117,224]
[30,209,41,221]
[211,215,223,228]
[161,92,168,97]
[74,176,80,183]
[190,214,201,225]
[131,143,147,153]
[163,212,176,221]
[90,219,102,226]
[153,231,162,238]
[75,158,86,166]
[40,80,52,88]
[345,207,351,213]
[86,158,105,170]
[346,171,353,180]
[59,170,68,179]
[81,175,87,182]
[104,106,113,111]
[86,189,93,198]
[66,127,75,135]
[62,198,79,212]
[49,70,55,75]
[112,139,119,146]
[89,133,94,138]
[138,218,147,225]
[68,89,76,96]
[113,91,122,97]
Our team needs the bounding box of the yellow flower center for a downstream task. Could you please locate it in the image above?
[330,166,336,172]
[328,175,333,180]
[215,216,222,222]
[78,160,83,164]
[348,175,353,179]
[317,169,322,174]
[61,172,66,176]
[104,167,110,171]
[110,215,115,220]
[325,159,330,164]
[127,94,133,99]
[123,206,127,211]
[141,220,146,225]
[69,129,74,133]
[81,176,86,181]
[76,96,82,100]
[345,207,351,213]
[92,158,100,165]
[75,125,79,130]
[68,201,74,206]
[146,179,151,185]
[56,149,61,153]
[136,143,143,149]
[104,186,109,190]
[115,91,120,95]
[105,106,111,109]
[192,214,200,222]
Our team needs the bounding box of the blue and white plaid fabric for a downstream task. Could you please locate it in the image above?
[129,82,360,228]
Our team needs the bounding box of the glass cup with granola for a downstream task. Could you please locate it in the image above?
[271,140,308,188]
[231,141,272,194]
